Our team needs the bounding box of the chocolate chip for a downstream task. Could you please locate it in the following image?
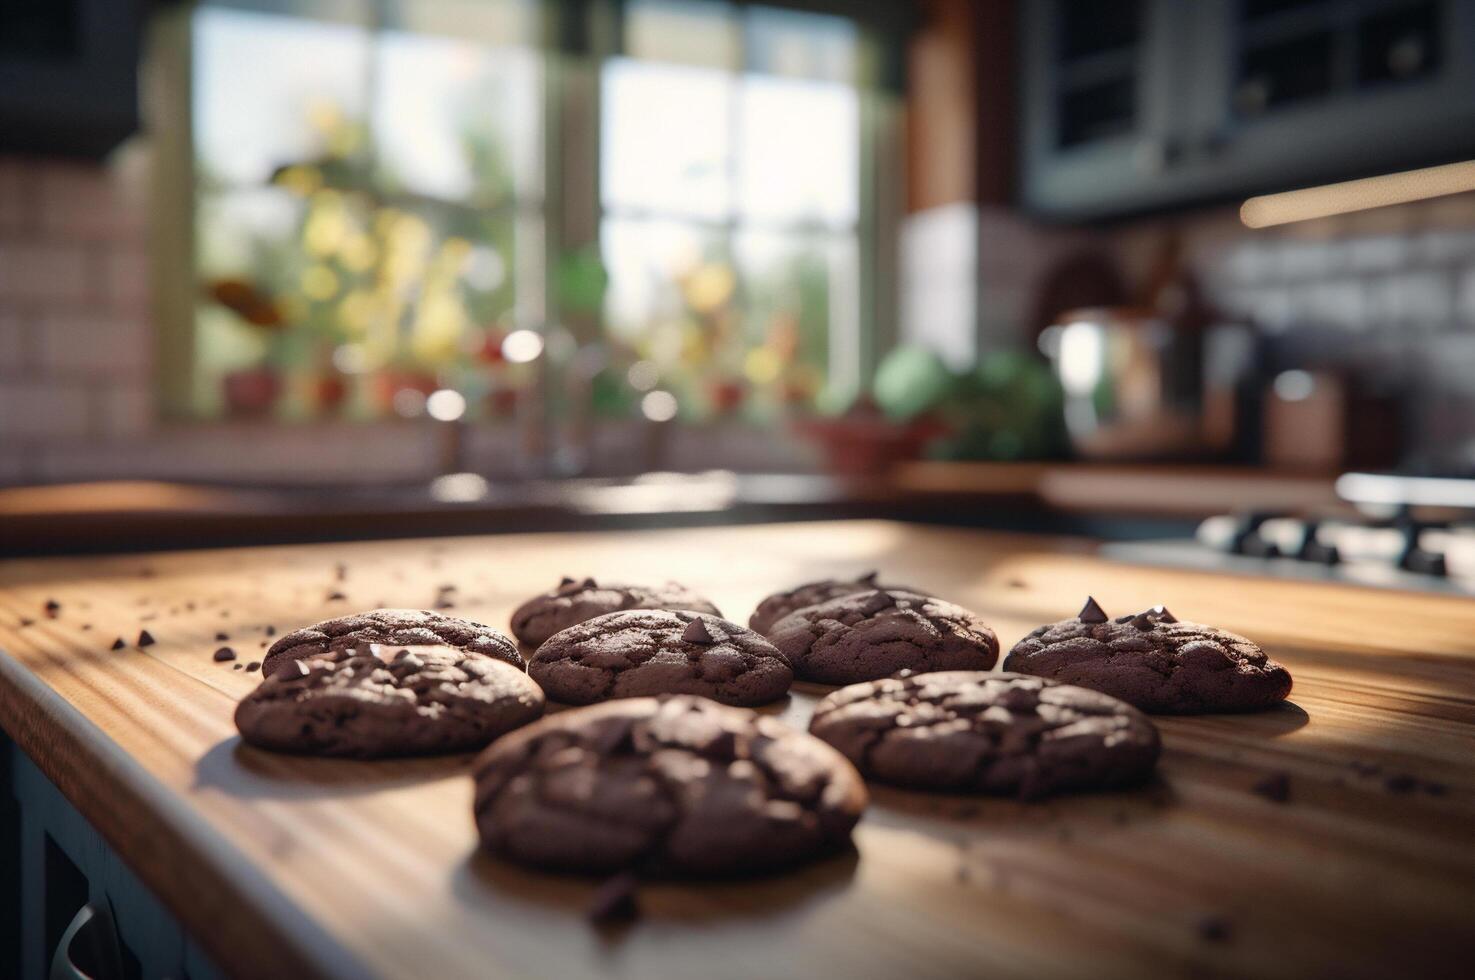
[246,662,261,672]
[586,872,640,925]
[233,663,243,670]
[137,630,156,647]
[857,570,879,584]
[581,577,597,588]
[109,637,126,651]
[1130,612,1155,631]
[215,631,230,642]
[213,647,236,662]
[860,590,897,615]
[326,591,347,602]
[1252,772,1290,803]
[1077,596,1108,624]
[264,625,276,636]
[1197,915,1232,943]
[1151,605,1177,623]
[556,577,583,595]
[682,617,715,644]
[559,576,575,585]
[44,599,61,617]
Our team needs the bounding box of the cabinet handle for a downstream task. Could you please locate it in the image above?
[50,901,124,980]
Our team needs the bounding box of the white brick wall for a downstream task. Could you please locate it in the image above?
[0,154,158,484]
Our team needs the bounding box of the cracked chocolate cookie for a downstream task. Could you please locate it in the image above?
[1003,598,1293,714]
[236,643,545,758]
[748,571,920,636]
[510,578,722,648]
[472,695,866,876]
[529,610,792,706]
[262,608,522,677]
[809,671,1160,798]
[768,590,999,685]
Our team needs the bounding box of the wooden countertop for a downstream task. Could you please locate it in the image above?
[1,521,1473,979]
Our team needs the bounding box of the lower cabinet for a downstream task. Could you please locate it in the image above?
[1,734,223,980]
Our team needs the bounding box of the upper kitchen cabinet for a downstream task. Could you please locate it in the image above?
[1021,0,1475,221]
[0,0,142,158]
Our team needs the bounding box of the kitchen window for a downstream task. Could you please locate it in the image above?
[168,0,896,425]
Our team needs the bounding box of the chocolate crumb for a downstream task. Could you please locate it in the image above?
[1252,772,1291,803]
[334,562,348,582]
[1077,596,1108,624]
[19,618,34,627]
[137,630,156,647]
[1384,773,1419,794]
[434,598,455,610]
[215,631,230,642]
[1197,916,1233,943]
[81,624,92,631]
[110,637,127,651]
[246,662,261,673]
[1006,578,1027,589]
[233,663,243,670]
[326,591,347,602]
[586,873,640,925]
[44,599,61,617]
[213,647,236,662]
[263,625,276,636]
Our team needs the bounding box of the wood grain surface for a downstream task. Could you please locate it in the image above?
[1,520,1473,979]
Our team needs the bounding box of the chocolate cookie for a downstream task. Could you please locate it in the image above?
[1002,598,1293,714]
[510,578,722,648]
[768,590,999,685]
[236,643,545,758]
[529,610,792,706]
[748,571,919,636]
[809,671,1160,798]
[472,695,866,876]
[262,608,522,677]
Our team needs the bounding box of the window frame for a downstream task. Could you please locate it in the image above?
[154,0,905,427]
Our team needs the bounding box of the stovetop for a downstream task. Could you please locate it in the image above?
[1101,510,1475,596]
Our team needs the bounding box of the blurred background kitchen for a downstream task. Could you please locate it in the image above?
[4,0,1475,590]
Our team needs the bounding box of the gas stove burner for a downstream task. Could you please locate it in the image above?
[1191,510,1475,590]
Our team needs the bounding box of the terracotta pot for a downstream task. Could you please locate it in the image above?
[792,411,947,476]
[222,368,281,418]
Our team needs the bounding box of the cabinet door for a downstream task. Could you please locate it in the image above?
[1020,0,1190,220]
[1181,0,1475,200]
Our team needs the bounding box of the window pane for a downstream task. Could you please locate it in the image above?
[734,230,859,410]
[373,31,542,203]
[601,58,733,220]
[194,7,371,187]
[744,5,858,83]
[737,75,859,227]
[600,217,857,419]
